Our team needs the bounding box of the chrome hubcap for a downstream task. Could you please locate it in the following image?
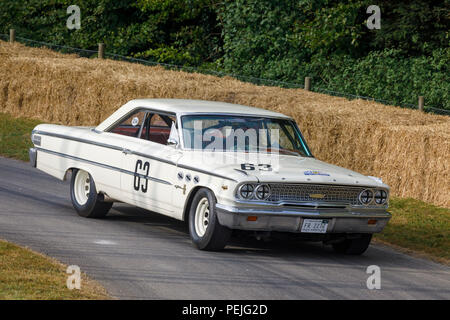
[74,170,90,205]
[194,197,210,237]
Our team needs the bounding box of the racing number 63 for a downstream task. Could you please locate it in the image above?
[134,160,150,193]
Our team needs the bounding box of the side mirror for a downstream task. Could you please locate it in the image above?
[167,138,178,146]
[167,122,179,147]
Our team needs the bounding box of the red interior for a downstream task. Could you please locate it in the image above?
[145,127,170,144]
[111,127,138,137]
[112,125,171,145]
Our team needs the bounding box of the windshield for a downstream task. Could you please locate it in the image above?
[181,115,312,157]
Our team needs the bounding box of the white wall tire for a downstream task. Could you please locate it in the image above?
[194,197,210,237]
[73,169,90,205]
[188,188,231,251]
[70,169,112,218]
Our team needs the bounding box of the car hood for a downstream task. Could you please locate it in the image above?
[177,151,388,189]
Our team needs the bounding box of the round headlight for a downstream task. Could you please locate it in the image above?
[239,184,254,199]
[255,184,271,200]
[374,189,388,204]
[359,189,374,205]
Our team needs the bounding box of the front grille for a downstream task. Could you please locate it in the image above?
[267,183,364,205]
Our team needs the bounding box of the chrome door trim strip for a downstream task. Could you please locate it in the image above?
[35,147,172,185]
[33,130,237,182]
[32,130,123,151]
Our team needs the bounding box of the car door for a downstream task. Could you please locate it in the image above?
[119,111,182,217]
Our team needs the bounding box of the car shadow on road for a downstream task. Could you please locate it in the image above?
[107,204,388,263]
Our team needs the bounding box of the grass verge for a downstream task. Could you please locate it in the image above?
[0,112,448,264]
[374,198,449,264]
[0,113,41,161]
[0,239,109,299]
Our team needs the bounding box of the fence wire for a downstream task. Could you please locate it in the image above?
[1,34,448,116]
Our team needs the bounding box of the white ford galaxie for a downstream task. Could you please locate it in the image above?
[30,99,391,254]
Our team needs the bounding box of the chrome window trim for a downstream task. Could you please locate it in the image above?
[177,112,313,157]
[104,107,177,134]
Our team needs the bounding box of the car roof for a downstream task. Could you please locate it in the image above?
[96,99,291,131]
[132,99,289,117]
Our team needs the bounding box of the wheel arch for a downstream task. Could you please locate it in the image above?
[182,185,216,222]
[64,166,97,189]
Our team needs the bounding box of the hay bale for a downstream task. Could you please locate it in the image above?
[1,41,449,207]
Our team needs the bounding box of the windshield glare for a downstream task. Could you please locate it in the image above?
[181,115,312,157]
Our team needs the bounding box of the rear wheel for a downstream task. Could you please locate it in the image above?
[70,169,112,218]
[188,188,231,251]
[332,234,372,255]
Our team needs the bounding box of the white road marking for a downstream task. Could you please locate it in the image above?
[94,240,117,245]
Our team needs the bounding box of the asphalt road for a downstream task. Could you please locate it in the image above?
[0,156,449,299]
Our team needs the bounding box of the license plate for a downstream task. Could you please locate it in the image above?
[301,219,329,233]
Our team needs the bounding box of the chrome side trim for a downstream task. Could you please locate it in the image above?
[31,134,41,146]
[177,163,237,182]
[32,130,123,151]
[35,147,172,185]
[32,130,237,182]
[234,168,248,176]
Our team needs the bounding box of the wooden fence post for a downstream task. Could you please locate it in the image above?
[9,29,15,43]
[418,96,424,111]
[98,43,105,59]
[304,77,311,91]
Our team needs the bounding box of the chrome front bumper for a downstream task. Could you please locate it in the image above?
[29,148,37,168]
[215,203,391,234]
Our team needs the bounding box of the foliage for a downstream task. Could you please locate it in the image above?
[218,0,450,110]
[308,48,450,110]
[296,0,370,57]
[0,0,222,65]
[217,0,309,81]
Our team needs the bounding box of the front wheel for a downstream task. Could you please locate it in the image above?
[70,169,112,218]
[188,188,231,251]
[332,234,373,255]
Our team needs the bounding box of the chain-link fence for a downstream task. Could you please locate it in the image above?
[2,33,449,116]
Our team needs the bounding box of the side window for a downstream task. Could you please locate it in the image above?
[110,111,147,138]
[144,113,176,145]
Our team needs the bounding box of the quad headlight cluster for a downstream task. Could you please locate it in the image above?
[238,183,271,201]
[359,189,388,205]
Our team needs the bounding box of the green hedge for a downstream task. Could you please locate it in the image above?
[219,0,450,111]
[0,0,221,65]
[307,48,450,110]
